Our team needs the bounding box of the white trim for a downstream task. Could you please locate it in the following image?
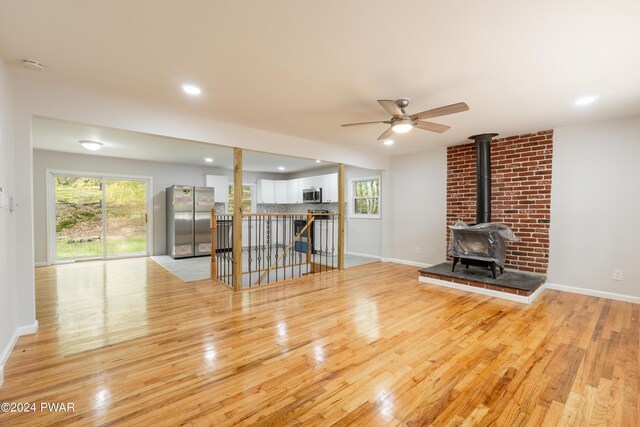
[348,175,381,219]
[418,276,546,304]
[382,258,432,268]
[34,261,48,267]
[16,321,39,336]
[346,251,381,260]
[545,282,640,304]
[0,321,38,389]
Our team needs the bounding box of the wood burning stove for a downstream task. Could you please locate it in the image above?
[448,222,516,279]
[448,133,517,279]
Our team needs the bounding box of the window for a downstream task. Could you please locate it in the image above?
[350,176,380,218]
[228,184,254,213]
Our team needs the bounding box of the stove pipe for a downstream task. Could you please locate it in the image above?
[468,133,498,224]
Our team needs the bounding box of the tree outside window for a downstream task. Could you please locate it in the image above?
[228,184,254,213]
[351,177,380,218]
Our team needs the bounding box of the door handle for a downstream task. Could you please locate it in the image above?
[144,213,148,224]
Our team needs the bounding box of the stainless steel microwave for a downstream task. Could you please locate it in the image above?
[302,188,322,203]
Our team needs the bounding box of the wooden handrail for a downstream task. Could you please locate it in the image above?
[256,217,315,285]
[241,212,338,217]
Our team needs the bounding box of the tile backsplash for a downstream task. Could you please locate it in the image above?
[257,203,338,214]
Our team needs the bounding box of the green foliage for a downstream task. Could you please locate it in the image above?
[54,176,147,259]
[353,178,380,215]
[228,184,253,213]
[56,236,146,259]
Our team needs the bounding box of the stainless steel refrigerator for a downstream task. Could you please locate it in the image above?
[193,187,216,256]
[166,185,194,258]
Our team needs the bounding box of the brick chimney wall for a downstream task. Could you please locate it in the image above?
[446,130,553,273]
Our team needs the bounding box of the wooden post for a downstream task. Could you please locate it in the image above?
[210,208,217,280]
[232,148,243,291]
[338,163,345,270]
[306,209,312,274]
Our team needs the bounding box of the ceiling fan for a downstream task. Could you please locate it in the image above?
[341,99,469,140]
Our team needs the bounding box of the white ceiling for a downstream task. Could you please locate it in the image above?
[2,1,640,156]
[32,117,329,173]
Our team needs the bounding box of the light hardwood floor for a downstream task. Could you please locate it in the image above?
[0,258,638,426]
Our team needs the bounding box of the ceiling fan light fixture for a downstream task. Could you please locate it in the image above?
[391,120,413,134]
[79,140,103,151]
[182,83,202,96]
[574,95,598,106]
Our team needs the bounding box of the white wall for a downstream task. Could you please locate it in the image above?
[548,116,640,297]
[0,58,22,386]
[32,149,286,263]
[388,148,447,266]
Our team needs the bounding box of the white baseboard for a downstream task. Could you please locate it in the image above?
[418,276,546,304]
[0,320,39,389]
[16,321,39,336]
[34,262,48,267]
[346,251,381,260]
[545,283,640,304]
[382,258,432,269]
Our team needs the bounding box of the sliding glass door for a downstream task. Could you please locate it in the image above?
[54,176,104,260]
[51,172,150,263]
[105,179,148,257]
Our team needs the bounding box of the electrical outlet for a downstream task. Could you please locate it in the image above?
[415,246,420,255]
[612,269,624,281]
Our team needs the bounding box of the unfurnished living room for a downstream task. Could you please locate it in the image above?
[0,1,639,425]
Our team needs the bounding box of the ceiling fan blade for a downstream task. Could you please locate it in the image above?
[341,120,390,127]
[378,100,403,117]
[415,121,451,133]
[411,102,469,120]
[377,127,395,140]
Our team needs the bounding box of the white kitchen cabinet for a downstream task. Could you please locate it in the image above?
[257,179,275,204]
[321,173,339,202]
[287,179,300,203]
[299,175,322,191]
[205,175,229,204]
[274,180,287,204]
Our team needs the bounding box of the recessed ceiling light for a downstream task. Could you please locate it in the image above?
[383,139,394,146]
[574,95,598,106]
[79,140,103,151]
[315,159,322,163]
[204,157,213,163]
[22,59,45,71]
[182,84,202,96]
[278,166,285,171]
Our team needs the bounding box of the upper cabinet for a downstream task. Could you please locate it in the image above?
[257,179,275,204]
[275,180,287,203]
[322,173,339,202]
[258,179,288,204]
[286,179,300,203]
[205,175,230,204]
[257,172,338,205]
[300,175,322,190]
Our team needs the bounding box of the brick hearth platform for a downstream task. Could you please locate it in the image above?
[420,263,546,297]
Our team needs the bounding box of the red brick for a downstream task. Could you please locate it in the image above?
[446,130,553,273]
